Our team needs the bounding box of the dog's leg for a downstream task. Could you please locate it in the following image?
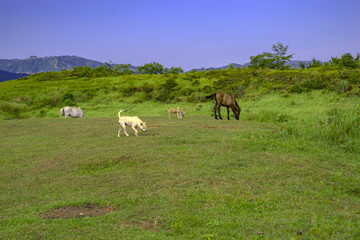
[118,123,122,137]
[132,126,138,136]
[123,124,130,136]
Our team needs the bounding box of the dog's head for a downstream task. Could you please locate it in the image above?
[140,122,147,132]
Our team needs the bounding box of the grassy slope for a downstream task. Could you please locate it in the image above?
[1,68,360,239]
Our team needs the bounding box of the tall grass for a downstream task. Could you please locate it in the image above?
[319,106,360,151]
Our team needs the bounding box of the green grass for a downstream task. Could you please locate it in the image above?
[1,115,360,239]
[1,68,360,238]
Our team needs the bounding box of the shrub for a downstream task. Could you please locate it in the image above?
[335,80,350,94]
[320,106,360,152]
[0,102,26,119]
[61,92,75,106]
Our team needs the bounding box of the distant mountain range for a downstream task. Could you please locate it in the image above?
[0,70,29,82]
[0,55,313,81]
[0,56,103,74]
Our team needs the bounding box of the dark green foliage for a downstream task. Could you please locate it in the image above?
[137,62,184,75]
[62,92,75,106]
[307,58,323,68]
[155,78,178,103]
[72,63,135,78]
[299,62,306,69]
[138,62,164,74]
[330,53,360,69]
[249,52,275,68]
[272,42,295,69]
[0,102,22,119]
[113,64,135,75]
[249,43,294,69]
[165,67,184,74]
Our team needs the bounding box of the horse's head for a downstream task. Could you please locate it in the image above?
[232,101,241,120]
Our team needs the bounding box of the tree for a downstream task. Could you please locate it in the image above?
[249,52,275,68]
[113,64,134,75]
[307,58,322,68]
[299,62,306,69]
[164,66,184,74]
[138,62,164,74]
[330,53,360,69]
[249,42,294,69]
[340,53,358,68]
[271,42,294,69]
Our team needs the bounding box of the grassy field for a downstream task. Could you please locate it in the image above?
[1,111,360,239]
[1,68,360,239]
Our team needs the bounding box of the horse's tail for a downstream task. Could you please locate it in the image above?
[60,107,64,117]
[118,110,124,119]
[205,93,216,99]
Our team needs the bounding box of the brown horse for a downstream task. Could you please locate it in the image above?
[205,92,241,120]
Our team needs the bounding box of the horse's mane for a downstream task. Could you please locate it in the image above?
[231,97,240,112]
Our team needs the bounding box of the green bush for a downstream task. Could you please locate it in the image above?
[0,102,27,120]
[320,106,360,151]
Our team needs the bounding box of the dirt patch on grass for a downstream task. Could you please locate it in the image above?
[43,204,115,219]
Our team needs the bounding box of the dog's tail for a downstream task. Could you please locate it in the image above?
[118,110,124,119]
[205,93,216,99]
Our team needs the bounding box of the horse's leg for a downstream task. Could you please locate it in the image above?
[213,102,218,119]
[226,107,230,120]
[217,105,223,120]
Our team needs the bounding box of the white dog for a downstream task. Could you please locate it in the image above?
[118,110,147,137]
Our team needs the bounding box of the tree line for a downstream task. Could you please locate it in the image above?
[71,62,183,78]
[249,42,360,70]
[69,42,359,79]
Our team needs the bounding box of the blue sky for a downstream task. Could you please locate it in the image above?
[1,0,359,70]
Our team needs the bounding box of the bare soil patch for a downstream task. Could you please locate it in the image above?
[43,204,115,219]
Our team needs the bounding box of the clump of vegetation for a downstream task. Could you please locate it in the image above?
[319,106,360,151]
[249,42,294,69]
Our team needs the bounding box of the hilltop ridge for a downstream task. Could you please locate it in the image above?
[0,55,103,74]
[0,56,312,77]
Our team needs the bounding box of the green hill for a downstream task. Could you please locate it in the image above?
[1,66,360,118]
[0,66,359,151]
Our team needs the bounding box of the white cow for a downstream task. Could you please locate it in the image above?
[60,106,85,118]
